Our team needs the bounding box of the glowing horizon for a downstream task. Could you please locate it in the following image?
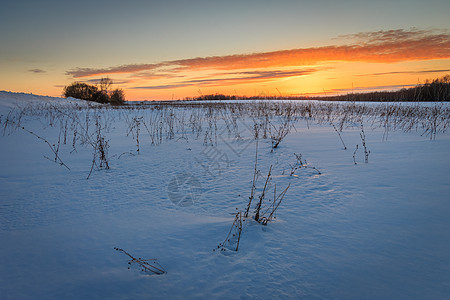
[67,29,450,100]
[1,1,449,100]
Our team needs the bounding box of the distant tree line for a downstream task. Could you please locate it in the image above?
[185,75,450,102]
[191,94,238,101]
[316,75,450,102]
[63,78,126,105]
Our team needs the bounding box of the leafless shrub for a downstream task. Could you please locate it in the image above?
[87,116,110,179]
[270,119,291,150]
[126,116,143,154]
[247,163,290,225]
[252,115,271,140]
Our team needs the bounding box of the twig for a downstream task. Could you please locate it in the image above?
[114,247,165,275]
[353,144,358,165]
[254,165,272,222]
[215,210,243,252]
[360,123,370,163]
[331,122,347,150]
[10,120,70,170]
[289,153,321,176]
[264,183,290,224]
[245,139,258,218]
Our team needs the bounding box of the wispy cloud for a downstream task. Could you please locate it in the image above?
[132,72,185,80]
[132,69,318,90]
[67,64,159,78]
[329,84,418,94]
[29,68,46,74]
[67,29,450,79]
[358,69,450,77]
[133,83,193,90]
[84,78,132,85]
[338,29,448,44]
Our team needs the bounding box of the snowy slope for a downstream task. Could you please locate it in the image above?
[0,90,84,107]
[0,92,449,299]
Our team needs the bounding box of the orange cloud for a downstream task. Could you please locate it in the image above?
[357,69,450,77]
[66,29,450,79]
[328,84,418,94]
[133,69,321,90]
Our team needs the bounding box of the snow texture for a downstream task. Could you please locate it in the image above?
[0,91,449,299]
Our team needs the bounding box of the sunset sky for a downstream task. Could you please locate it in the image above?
[1,0,450,100]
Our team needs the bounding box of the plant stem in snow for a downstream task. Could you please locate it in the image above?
[245,139,259,218]
[353,144,358,165]
[331,122,347,150]
[254,165,272,222]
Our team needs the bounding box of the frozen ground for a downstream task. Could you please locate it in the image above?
[0,91,449,299]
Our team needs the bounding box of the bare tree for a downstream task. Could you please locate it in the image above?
[99,77,113,95]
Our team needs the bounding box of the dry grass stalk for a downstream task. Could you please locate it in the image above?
[215,210,243,252]
[114,247,165,275]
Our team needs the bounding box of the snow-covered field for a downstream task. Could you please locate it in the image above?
[1,91,449,299]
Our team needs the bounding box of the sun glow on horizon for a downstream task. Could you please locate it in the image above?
[46,29,450,101]
[89,60,450,101]
[3,59,449,101]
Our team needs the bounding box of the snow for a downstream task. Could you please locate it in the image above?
[0,91,449,299]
